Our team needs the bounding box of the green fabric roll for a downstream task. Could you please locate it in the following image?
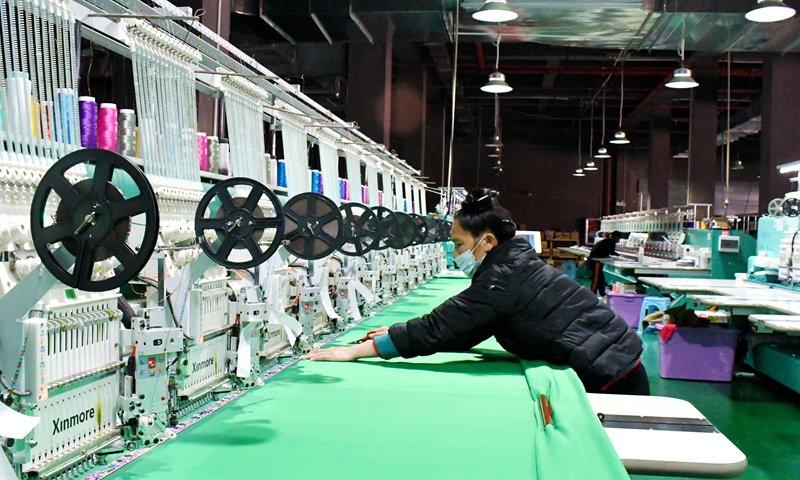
[103,277,626,480]
[521,360,630,480]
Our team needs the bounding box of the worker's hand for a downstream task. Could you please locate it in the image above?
[303,341,376,362]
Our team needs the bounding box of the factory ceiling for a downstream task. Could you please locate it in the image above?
[226,0,798,150]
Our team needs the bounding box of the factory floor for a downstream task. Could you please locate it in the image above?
[574,279,800,480]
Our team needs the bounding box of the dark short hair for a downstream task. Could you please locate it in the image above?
[611,231,622,239]
[454,188,516,243]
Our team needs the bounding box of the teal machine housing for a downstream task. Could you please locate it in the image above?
[743,216,800,394]
[606,229,756,286]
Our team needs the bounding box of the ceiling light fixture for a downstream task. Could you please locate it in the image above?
[609,65,631,144]
[745,0,796,23]
[595,88,611,158]
[482,35,512,93]
[585,103,598,171]
[472,0,519,23]
[666,67,699,89]
[574,118,587,177]
[732,158,745,171]
[666,19,699,89]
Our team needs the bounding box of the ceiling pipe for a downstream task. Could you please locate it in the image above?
[397,63,763,77]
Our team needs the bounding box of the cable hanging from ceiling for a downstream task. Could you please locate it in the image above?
[585,103,598,171]
[574,117,585,177]
[595,87,611,158]
[610,61,631,145]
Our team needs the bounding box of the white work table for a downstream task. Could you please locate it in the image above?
[641,278,800,333]
[748,314,800,334]
[558,246,592,257]
[639,278,765,292]
[588,394,748,478]
[602,259,711,277]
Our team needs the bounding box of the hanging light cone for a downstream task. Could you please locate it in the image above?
[595,146,611,158]
[610,131,630,144]
[481,72,513,94]
[486,134,503,147]
[746,0,796,22]
[472,0,519,23]
[666,66,699,89]
[488,147,502,158]
[573,168,585,177]
[584,161,598,171]
[732,159,745,171]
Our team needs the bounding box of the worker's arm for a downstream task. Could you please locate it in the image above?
[303,340,378,361]
[386,275,516,359]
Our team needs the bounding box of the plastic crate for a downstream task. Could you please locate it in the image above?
[606,292,647,329]
[659,327,740,382]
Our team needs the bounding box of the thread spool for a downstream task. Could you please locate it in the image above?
[218,138,230,176]
[269,158,278,185]
[7,73,32,139]
[362,186,369,205]
[378,191,383,206]
[97,103,118,152]
[41,101,53,141]
[197,132,209,171]
[118,109,137,156]
[57,88,75,145]
[78,96,98,148]
[277,160,287,188]
[207,136,219,174]
[311,170,322,194]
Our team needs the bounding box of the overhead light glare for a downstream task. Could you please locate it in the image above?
[472,0,519,23]
[595,146,611,158]
[481,72,513,94]
[731,159,745,171]
[746,0,796,22]
[573,168,585,177]
[666,66,699,89]
[609,131,630,145]
[584,161,598,171]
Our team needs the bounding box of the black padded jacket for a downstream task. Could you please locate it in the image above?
[387,236,643,392]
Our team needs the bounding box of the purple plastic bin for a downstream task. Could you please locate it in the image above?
[607,292,646,329]
[659,327,740,382]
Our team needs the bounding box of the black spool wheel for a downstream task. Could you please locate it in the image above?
[283,193,344,260]
[783,197,800,218]
[388,212,417,249]
[409,214,428,246]
[31,149,159,292]
[372,206,399,251]
[438,220,452,242]
[423,217,438,244]
[195,178,285,268]
[338,203,380,257]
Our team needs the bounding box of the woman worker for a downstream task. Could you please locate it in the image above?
[304,188,648,395]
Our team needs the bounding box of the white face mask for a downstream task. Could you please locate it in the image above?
[454,235,487,278]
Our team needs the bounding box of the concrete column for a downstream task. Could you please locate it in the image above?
[760,53,800,212]
[347,22,394,147]
[648,106,671,208]
[688,64,719,206]
[391,64,426,171]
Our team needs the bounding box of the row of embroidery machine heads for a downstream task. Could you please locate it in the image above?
[0,1,451,478]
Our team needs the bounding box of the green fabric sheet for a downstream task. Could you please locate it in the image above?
[107,277,627,480]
